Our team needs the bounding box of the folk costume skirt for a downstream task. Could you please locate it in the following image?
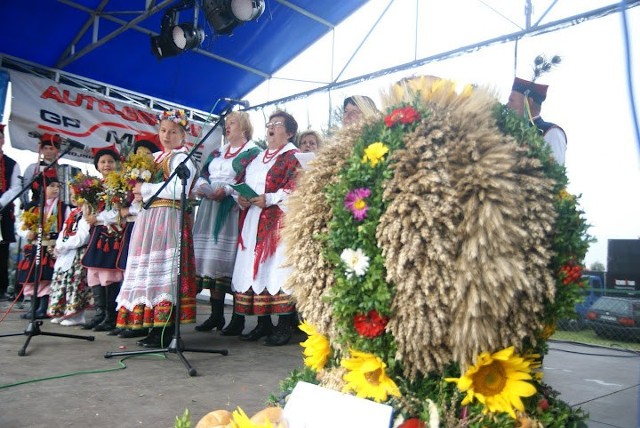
[192,197,239,293]
[116,206,197,329]
[47,249,90,318]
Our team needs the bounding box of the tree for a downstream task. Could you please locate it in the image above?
[589,261,605,271]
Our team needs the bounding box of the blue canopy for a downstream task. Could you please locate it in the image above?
[0,0,368,114]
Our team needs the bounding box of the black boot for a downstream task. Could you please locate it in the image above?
[264,314,293,346]
[221,314,245,336]
[34,295,50,319]
[239,315,273,341]
[20,297,38,319]
[82,286,106,330]
[195,298,225,332]
[118,328,149,338]
[94,282,121,332]
[137,327,172,348]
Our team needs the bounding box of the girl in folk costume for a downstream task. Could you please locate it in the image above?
[81,146,124,332]
[116,109,198,348]
[113,132,162,339]
[47,189,91,326]
[17,170,68,319]
[192,111,261,335]
[232,110,302,346]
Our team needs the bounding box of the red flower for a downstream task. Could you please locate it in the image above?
[353,310,389,338]
[384,106,421,127]
[559,262,583,286]
[537,398,549,411]
[211,149,221,159]
[398,418,425,428]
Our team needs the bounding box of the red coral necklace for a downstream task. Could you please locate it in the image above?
[225,142,248,159]
[262,144,285,163]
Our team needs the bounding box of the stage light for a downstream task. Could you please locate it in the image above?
[151,10,205,59]
[203,0,265,35]
[172,23,205,50]
[230,0,265,22]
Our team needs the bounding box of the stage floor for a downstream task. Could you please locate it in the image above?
[1,299,638,428]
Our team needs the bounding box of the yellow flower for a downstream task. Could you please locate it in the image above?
[299,321,331,371]
[341,350,400,403]
[445,346,536,419]
[361,142,389,167]
[539,323,555,340]
[523,351,544,382]
[230,407,273,428]
[557,188,574,201]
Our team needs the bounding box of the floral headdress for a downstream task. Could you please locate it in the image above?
[157,109,189,131]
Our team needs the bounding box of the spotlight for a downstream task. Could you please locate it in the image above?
[172,23,205,50]
[151,6,205,59]
[203,0,265,35]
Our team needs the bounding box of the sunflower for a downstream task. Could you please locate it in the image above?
[341,350,401,403]
[229,407,274,428]
[299,321,331,371]
[445,346,536,419]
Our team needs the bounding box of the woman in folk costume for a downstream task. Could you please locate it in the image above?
[116,109,198,348]
[112,132,162,339]
[192,111,261,335]
[232,110,302,346]
[47,188,91,326]
[81,146,123,332]
[17,170,68,319]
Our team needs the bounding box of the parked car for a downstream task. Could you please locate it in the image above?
[557,275,604,331]
[585,296,640,341]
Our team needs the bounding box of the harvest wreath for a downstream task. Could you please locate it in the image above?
[275,75,590,427]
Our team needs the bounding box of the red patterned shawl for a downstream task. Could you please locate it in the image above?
[238,149,300,278]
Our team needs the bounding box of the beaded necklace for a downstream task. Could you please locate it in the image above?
[224,141,248,159]
[262,144,286,164]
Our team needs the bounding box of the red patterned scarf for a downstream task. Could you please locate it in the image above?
[238,149,300,278]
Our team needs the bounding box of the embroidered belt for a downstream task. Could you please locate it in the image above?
[149,199,179,209]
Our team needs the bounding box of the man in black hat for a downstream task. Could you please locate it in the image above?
[507,77,567,165]
[0,124,22,301]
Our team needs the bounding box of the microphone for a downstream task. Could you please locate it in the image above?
[221,98,250,108]
[57,135,86,150]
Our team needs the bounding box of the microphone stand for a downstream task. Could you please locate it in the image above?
[0,143,95,355]
[104,108,232,376]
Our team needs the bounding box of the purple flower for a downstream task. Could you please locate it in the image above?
[344,188,372,221]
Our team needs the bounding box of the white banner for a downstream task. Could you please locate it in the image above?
[7,70,222,166]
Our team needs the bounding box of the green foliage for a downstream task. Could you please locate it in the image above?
[321,105,424,362]
[174,409,192,428]
[266,366,318,407]
[495,105,594,324]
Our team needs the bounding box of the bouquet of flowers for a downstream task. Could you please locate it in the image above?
[103,151,161,207]
[20,207,57,237]
[70,172,105,212]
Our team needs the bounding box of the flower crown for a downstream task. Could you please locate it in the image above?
[156,109,189,130]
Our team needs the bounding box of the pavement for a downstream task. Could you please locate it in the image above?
[1,299,639,428]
